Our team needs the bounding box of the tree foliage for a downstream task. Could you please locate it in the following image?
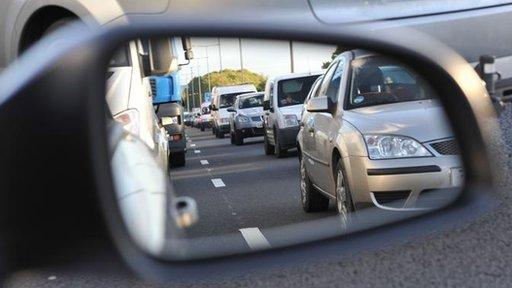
[322,46,351,69]
[182,69,267,108]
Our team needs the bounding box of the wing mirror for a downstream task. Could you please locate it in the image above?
[226,107,236,113]
[263,99,270,110]
[306,96,329,113]
[0,22,498,283]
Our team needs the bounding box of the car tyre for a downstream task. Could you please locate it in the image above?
[335,159,355,229]
[170,152,186,168]
[274,129,286,158]
[264,131,274,155]
[234,129,244,145]
[230,131,235,144]
[300,156,329,212]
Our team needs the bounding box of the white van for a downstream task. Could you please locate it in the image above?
[263,71,323,157]
[107,39,182,170]
[210,84,257,138]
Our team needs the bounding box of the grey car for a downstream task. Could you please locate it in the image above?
[228,92,265,146]
[297,50,464,222]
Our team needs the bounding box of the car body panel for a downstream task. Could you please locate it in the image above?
[343,99,453,144]
[0,0,171,71]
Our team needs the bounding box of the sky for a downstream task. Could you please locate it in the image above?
[176,37,336,87]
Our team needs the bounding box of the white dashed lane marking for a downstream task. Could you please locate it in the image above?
[200,160,209,165]
[194,150,201,154]
[239,228,271,250]
[211,178,225,188]
[190,144,196,147]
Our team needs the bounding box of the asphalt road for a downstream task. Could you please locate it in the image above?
[5,107,512,287]
[170,127,335,245]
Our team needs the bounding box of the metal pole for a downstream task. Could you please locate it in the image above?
[289,41,294,73]
[206,48,211,92]
[190,66,195,109]
[197,66,202,103]
[218,38,223,71]
[239,38,244,83]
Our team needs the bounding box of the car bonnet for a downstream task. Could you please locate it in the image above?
[342,99,453,143]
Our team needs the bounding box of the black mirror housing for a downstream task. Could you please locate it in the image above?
[0,21,499,284]
[263,100,270,110]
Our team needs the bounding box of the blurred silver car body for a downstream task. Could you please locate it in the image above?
[298,50,463,212]
[229,92,265,145]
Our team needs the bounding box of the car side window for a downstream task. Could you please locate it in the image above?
[269,82,275,109]
[325,59,345,102]
[318,61,339,98]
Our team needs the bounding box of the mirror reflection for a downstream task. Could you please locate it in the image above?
[106,36,464,259]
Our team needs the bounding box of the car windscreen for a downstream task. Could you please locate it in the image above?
[347,57,436,109]
[239,95,264,109]
[277,76,319,107]
[219,92,253,109]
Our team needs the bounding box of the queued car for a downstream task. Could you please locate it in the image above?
[199,101,212,131]
[297,50,463,223]
[227,92,265,145]
[183,112,194,126]
[263,71,323,158]
[158,103,187,167]
[211,84,257,138]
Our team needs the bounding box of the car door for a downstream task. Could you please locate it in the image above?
[301,76,323,171]
[314,57,347,193]
[264,81,276,143]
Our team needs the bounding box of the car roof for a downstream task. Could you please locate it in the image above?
[237,92,264,99]
[269,70,325,83]
[212,84,257,94]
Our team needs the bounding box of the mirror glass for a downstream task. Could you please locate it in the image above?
[106,36,464,260]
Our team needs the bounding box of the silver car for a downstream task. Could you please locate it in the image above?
[297,50,463,220]
[228,92,265,145]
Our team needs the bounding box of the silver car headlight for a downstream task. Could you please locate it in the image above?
[237,115,250,123]
[364,135,432,160]
[283,114,299,128]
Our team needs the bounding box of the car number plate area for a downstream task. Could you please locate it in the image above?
[450,168,464,187]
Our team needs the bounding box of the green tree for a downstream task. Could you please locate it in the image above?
[184,69,267,106]
[322,46,351,69]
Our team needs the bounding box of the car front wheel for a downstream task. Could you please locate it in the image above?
[300,157,329,212]
[274,129,286,158]
[234,129,243,145]
[335,159,355,229]
[264,131,274,155]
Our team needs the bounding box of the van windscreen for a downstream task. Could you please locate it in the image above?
[277,76,319,107]
[219,92,253,108]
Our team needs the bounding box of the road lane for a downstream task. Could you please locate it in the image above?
[170,127,336,242]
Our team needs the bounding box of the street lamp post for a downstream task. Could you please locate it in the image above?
[239,38,244,83]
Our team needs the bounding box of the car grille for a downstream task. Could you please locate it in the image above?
[251,116,263,122]
[372,190,411,206]
[150,78,157,97]
[430,139,460,155]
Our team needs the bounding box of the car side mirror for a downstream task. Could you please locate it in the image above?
[211,104,218,111]
[226,107,235,113]
[263,100,270,110]
[306,96,330,113]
